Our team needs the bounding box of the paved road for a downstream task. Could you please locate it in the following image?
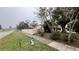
[0,30,14,39]
[22,29,79,51]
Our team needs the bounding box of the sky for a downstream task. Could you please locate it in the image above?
[0,7,39,29]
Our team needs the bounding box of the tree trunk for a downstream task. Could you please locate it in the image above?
[45,17,52,32]
[68,12,79,43]
[61,26,66,33]
[68,29,72,43]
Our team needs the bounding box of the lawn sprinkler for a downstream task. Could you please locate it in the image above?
[30,35,35,50]
[30,36,35,46]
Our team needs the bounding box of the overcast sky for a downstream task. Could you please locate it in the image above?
[0,7,39,29]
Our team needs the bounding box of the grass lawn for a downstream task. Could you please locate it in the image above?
[0,31,57,51]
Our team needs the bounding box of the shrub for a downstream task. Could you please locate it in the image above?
[59,33,68,42]
[51,31,60,40]
[63,34,68,42]
[69,34,78,42]
[64,33,78,43]
[60,33,77,42]
[37,29,44,36]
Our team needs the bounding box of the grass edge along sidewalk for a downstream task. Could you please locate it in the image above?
[22,31,58,51]
[22,31,79,51]
[0,31,57,51]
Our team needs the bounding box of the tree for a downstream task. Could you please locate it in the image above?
[58,7,76,42]
[31,21,38,28]
[43,20,52,32]
[63,7,79,42]
[0,25,2,30]
[52,7,70,33]
[36,7,79,42]
[46,7,56,32]
[17,21,29,30]
[36,7,45,32]
[73,20,79,33]
[25,19,30,25]
[72,8,79,33]
[36,7,53,32]
[9,26,12,29]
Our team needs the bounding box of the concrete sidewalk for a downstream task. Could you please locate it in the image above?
[22,31,79,51]
[0,30,14,39]
[48,41,79,51]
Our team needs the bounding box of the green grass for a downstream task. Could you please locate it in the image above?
[0,31,57,51]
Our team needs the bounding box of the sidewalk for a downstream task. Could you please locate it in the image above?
[22,31,79,51]
[0,30,14,39]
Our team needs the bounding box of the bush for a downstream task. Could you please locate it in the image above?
[37,29,44,36]
[69,34,78,42]
[59,33,71,42]
[64,33,78,43]
[51,31,60,40]
[60,33,77,42]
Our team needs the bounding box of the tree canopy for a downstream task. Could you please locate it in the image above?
[17,21,29,30]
